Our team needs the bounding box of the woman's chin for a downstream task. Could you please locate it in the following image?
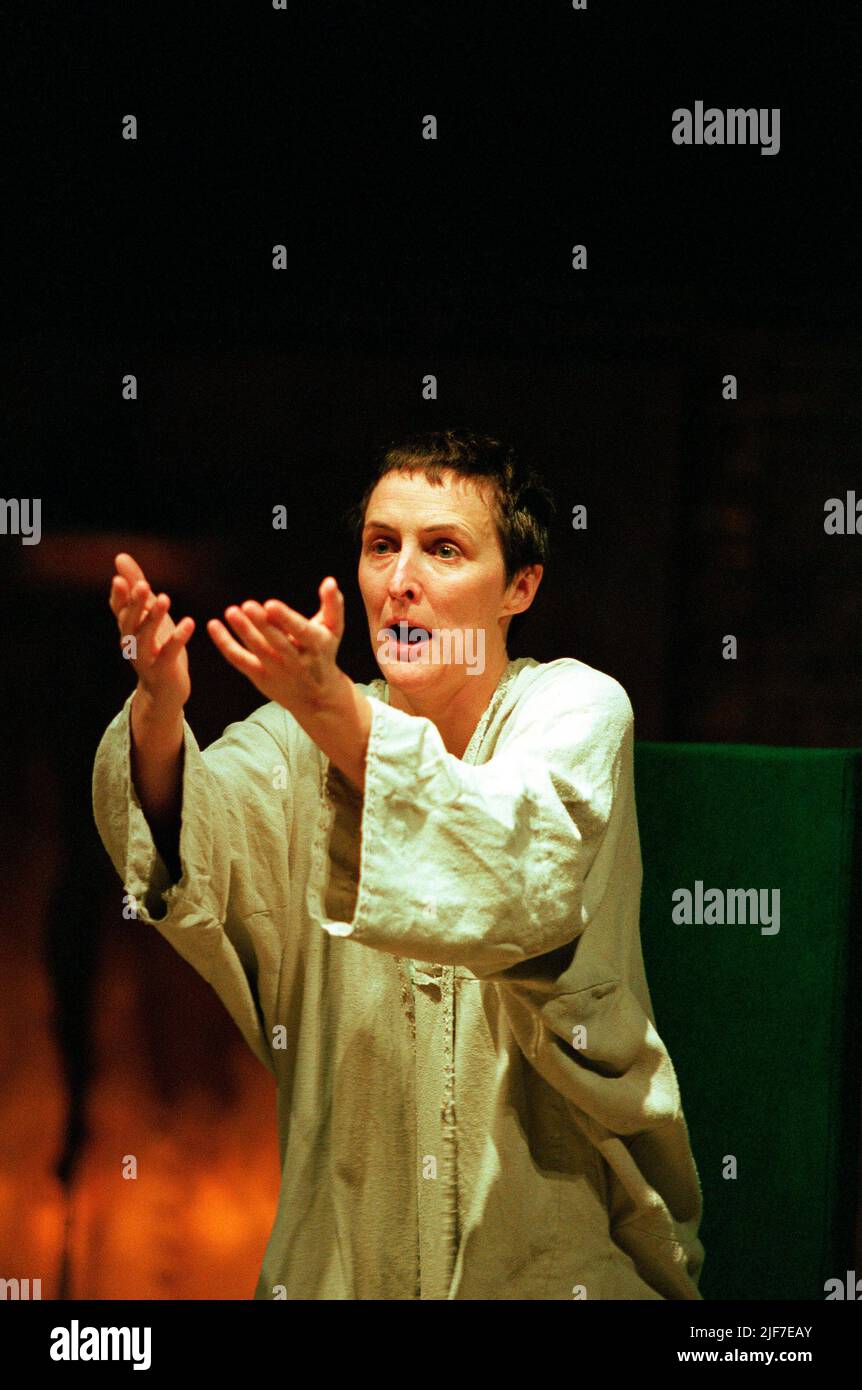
[376,649,444,682]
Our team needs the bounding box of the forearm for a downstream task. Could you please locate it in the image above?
[290,670,372,794]
[130,684,185,878]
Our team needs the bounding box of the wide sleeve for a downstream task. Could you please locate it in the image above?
[91,691,295,1077]
[321,668,633,979]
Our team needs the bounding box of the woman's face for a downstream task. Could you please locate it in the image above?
[357,469,529,693]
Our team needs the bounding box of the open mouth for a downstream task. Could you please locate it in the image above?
[379,622,435,661]
[383,622,432,644]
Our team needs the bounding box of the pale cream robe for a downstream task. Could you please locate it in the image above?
[92,655,705,1300]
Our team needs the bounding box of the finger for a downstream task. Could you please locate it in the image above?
[319,577,344,637]
[240,602,301,657]
[134,593,172,661]
[113,575,136,625]
[207,618,268,681]
[120,581,155,636]
[110,574,131,618]
[118,579,153,636]
[153,616,195,661]
[115,554,157,632]
[262,599,321,649]
[115,552,147,592]
[223,605,280,661]
[138,592,169,630]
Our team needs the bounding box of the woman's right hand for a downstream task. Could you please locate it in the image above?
[110,552,194,709]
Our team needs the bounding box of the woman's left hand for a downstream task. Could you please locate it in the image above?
[207,576,348,716]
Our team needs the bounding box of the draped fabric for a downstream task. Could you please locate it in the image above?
[92,655,705,1299]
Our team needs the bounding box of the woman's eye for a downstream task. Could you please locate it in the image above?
[368,539,459,558]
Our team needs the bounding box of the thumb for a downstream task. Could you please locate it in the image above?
[319,577,344,638]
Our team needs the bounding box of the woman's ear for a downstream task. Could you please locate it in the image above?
[504,564,544,620]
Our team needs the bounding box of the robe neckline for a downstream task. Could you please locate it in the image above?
[367,656,526,764]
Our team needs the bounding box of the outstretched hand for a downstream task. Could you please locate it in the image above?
[207,576,348,716]
[110,552,194,711]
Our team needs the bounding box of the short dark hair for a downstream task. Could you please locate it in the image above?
[343,427,556,643]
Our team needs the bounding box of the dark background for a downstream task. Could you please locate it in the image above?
[1,0,859,1298]
[5,1,860,744]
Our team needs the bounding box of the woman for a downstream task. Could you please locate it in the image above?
[92,427,705,1300]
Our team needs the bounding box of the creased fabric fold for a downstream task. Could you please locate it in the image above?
[92,657,705,1300]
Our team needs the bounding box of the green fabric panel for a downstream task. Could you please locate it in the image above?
[633,742,862,1300]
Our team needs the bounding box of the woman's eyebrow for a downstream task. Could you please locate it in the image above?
[363,519,474,540]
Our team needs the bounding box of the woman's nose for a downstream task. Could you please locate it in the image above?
[389,555,420,597]
[389,576,417,599]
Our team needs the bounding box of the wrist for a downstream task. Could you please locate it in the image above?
[133,682,186,730]
[292,671,372,794]
[292,666,354,722]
